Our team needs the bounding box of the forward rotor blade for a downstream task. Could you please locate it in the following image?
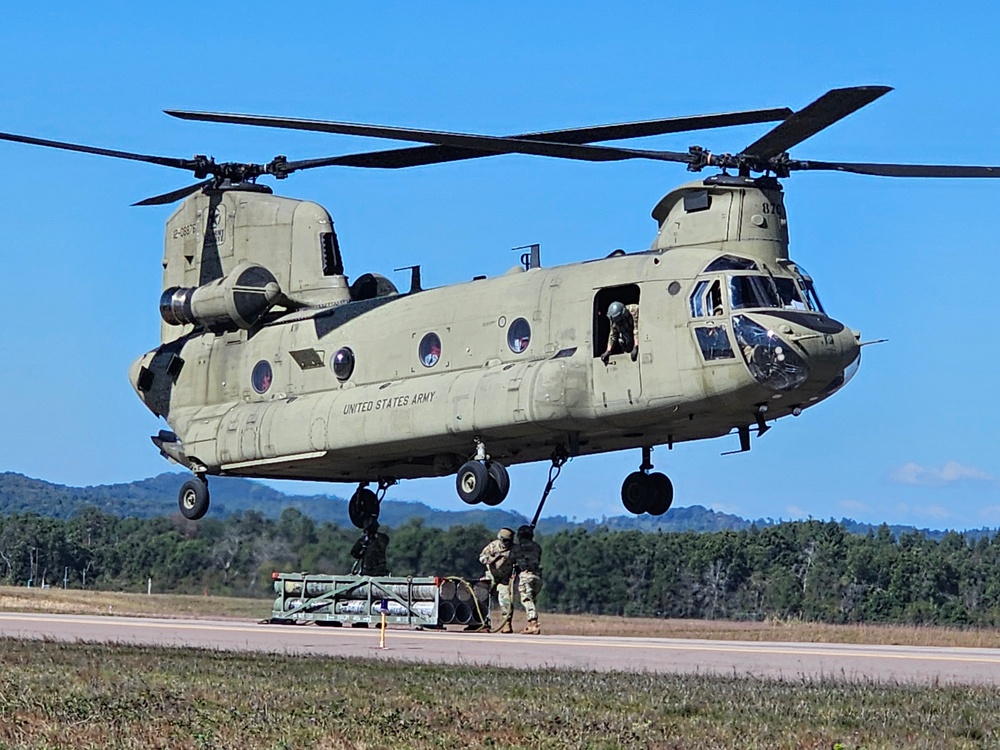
[788,160,1000,178]
[133,179,215,206]
[0,130,198,171]
[741,86,892,160]
[167,108,792,170]
[164,111,705,165]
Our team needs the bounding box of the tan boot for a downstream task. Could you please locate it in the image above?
[522,619,540,635]
[499,621,513,634]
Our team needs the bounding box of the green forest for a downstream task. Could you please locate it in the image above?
[2,506,999,626]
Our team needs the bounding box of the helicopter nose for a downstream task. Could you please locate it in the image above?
[781,317,861,397]
[732,312,860,397]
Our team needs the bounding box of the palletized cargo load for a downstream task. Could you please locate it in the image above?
[269,572,491,629]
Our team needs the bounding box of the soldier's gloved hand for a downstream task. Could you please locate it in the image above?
[600,351,610,365]
[630,346,639,362]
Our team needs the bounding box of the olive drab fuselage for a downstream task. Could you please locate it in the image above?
[129,176,861,484]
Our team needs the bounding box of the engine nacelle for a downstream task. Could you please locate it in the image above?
[160,262,281,330]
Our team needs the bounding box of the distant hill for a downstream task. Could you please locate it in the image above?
[0,471,992,539]
[0,471,760,532]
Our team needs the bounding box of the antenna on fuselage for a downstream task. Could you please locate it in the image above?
[515,243,541,270]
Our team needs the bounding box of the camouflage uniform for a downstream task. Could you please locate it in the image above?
[514,534,543,631]
[479,531,515,631]
[351,529,390,576]
[606,303,639,357]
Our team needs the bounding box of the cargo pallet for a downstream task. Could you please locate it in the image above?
[270,572,491,629]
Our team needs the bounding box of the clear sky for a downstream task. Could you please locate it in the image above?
[2,2,999,529]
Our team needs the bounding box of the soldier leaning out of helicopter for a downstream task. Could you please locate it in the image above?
[350,518,390,576]
[601,300,639,364]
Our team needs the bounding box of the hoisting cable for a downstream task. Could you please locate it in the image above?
[529,446,568,529]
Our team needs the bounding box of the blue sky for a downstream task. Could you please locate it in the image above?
[2,2,1000,529]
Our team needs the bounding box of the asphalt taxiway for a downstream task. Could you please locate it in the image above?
[2,612,998,684]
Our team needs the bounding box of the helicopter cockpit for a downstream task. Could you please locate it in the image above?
[688,255,840,392]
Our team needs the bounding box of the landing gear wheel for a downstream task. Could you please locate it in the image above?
[179,477,210,521]
[621,471,651,515]
[481,461,510,507]
[349,487,379,529]
[456,460,490,504]
[645,472,674,516]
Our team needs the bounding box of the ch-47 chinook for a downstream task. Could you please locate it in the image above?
[3,85,998,528]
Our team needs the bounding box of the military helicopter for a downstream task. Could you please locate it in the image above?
[3,85,998,528]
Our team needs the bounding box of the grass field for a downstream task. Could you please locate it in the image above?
[4,584,1000,648]
[4,586,1000,747]
[1,637,996,750]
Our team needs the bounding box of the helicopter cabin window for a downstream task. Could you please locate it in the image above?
[593,284,640,358]
[774,277,808,310]
[419,332,441,368]
[689,279,724,318]
[251,360,273,394]
[332,347,355,381]
[507,318,531,354]
[728,275,783,310]
[779,261,825,313]
[695,325,735,361]
[703,255,759,273]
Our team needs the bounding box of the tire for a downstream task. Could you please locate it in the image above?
[645,472,674,516]
[456,460,490,504]
[178,478,210,521]
[349,487,379,529]
[620,471,651,515]
[481,461,510,506]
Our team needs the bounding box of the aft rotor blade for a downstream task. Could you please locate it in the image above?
[789,159,1000,178]
[741,86,893,160]
[218,107,793,170]
[0,130,198,171]
[133,179,215,206]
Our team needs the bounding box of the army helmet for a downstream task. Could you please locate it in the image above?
[607,300,626,322]
[517,524,534,539]
[498,527,514,541]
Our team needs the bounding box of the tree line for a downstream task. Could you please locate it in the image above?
[2,507,999,626]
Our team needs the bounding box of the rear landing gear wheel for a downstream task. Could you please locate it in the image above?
[349,486,379,529]
[621,471,650,515]
[645,472,674,516]
[482,461,510,506]
[456,460,490,504]
[179,477,210,521]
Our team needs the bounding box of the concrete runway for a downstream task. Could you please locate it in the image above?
[2,611,1000,685]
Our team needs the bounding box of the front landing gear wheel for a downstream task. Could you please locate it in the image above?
[349,487,379,529]
[482,461,510,507]
[621,471,650,515]
[646,472,674,516]
[456,460,490,504]
[179,477,210,520]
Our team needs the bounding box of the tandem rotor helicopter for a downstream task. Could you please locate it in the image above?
[3,85,998,528]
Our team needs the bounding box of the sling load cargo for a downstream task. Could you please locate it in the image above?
[269,572,491,629]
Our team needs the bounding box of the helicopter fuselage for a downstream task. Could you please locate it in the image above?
[129,178,861,487]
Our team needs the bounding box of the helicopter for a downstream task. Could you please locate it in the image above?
[3,85,998,528]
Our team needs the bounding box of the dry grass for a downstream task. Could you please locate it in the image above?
[1,638,996,749]
[5,584,1000,649]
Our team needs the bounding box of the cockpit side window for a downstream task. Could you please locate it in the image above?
[689,279,724,318]
[774,278,808,311]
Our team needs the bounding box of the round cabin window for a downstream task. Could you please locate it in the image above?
[332,347,355,381]
[507,318,531,354]
[419,332,441,367]
[251,360,273,394]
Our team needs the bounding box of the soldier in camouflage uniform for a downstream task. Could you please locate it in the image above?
[479,527,515,633]
[514,525,543,634]
[601,300,639,364]
[350,518,390,576]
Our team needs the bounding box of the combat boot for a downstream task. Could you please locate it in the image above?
[499,620,513,634]
[522,619,540,635]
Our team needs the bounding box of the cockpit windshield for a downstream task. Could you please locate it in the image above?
[729,274,814,312]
